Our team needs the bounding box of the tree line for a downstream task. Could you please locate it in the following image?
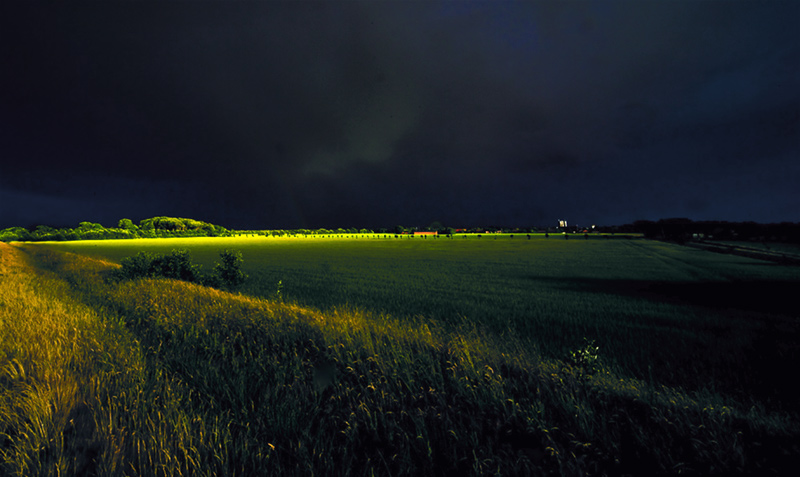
[4,216,799,244]
[0,216,230,242]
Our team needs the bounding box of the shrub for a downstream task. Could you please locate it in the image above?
[114,249,247,290]
[155,250,203,282]
[116,250,202,283]
[117,251,158,279]
[213,249,247,289]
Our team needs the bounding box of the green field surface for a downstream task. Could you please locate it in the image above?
[7,237,800,475]
[40,235,800,410]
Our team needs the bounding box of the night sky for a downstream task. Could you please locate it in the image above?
[1,1,798,230]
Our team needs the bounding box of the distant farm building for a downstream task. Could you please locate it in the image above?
[414,231,438,236]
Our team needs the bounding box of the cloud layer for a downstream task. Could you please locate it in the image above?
[1,1,798,229]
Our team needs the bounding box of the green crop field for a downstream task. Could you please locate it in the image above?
[5,235,799,475]
[41,234,800,408]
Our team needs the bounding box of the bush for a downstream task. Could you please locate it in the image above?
[155,250,203,282]
[116,251,158,279]
[116,250,202,283]
[114,249,246,289]
[213,249,247,289]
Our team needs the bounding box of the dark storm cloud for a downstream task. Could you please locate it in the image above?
[1,1,798,229]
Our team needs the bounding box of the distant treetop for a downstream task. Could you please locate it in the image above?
[0,216,230,242]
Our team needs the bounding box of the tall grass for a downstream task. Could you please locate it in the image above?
[0,243,141,475]
[3,243,797,475]
[44,236,800,411]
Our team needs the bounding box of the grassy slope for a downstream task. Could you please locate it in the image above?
[0,242,145,475]
[46,236,800,410]
[2,241,798,475]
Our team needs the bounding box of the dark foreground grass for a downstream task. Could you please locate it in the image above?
[2,243,798,475]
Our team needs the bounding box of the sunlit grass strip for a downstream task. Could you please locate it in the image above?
[0,245,238,476]
[0,243,132,475]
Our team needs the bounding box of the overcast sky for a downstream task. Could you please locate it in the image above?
[1,1,798,230]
